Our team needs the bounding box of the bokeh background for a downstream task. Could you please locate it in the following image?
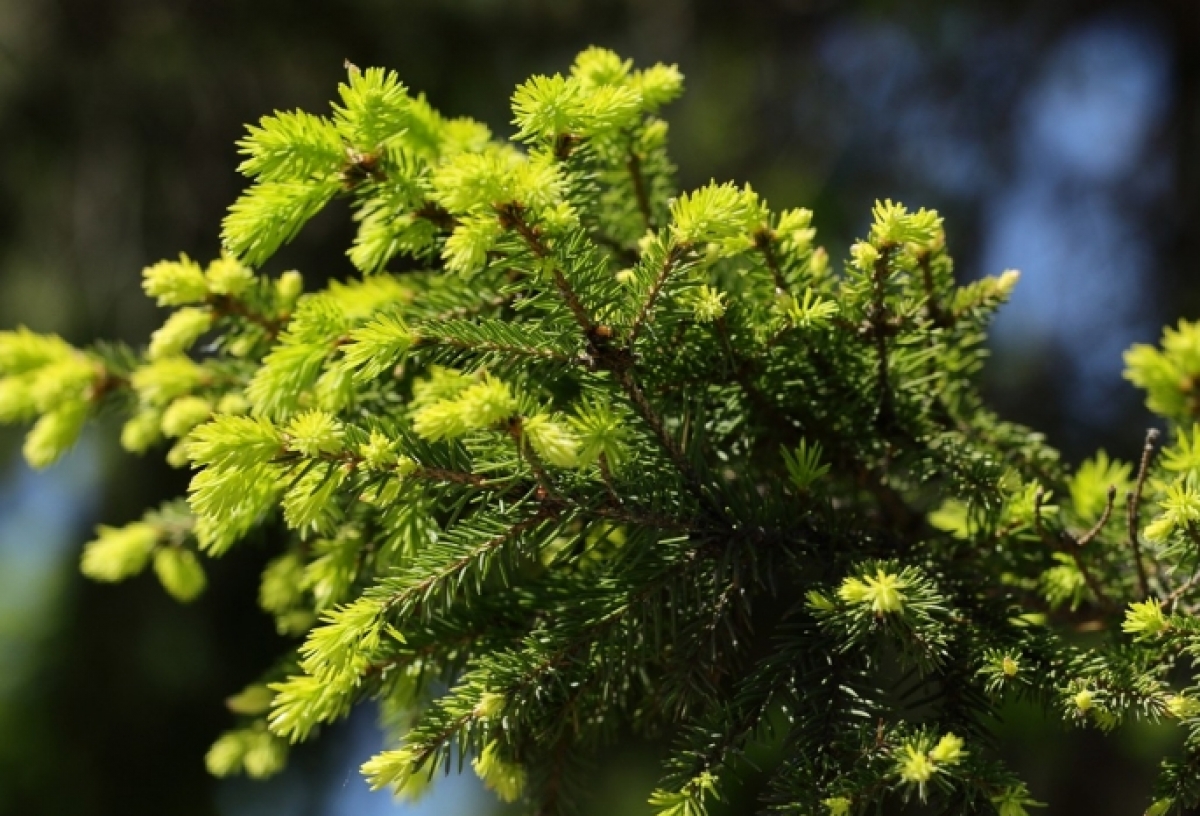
[0,0,1197,813]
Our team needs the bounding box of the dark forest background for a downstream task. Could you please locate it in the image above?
[1,1,1199,814]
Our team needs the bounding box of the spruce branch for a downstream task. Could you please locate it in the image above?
[18,45,1200,815]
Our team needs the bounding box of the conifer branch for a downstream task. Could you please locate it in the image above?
[207,293,287,339]
[497,202,597,335]
[628,242,687,346]
[22,48,1200,814]
[381,509,558,620]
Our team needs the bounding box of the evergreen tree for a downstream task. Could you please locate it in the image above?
[3,47,1200,815]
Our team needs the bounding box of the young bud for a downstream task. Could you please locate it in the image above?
[1146,799,1173,816]
[226,684,274,716]
[285,410,344,457]
[897,743,935,785]
[472,741,526,803]
[24,401,88,469]
[216,392,252,416]
[120,409,164,453]
[81,521,159,581]
[143,254,208,306]
[161,396,213,439]
[359,430,399,471]
[242,729,287,779]
[850,241,879,272]
[928,733,965,766]
[523,413,580,468]
[1166,694,1200,719]
[0,376,36,423]
[838,569,906,615]
[824,797,852,816]
[205,731,247,777]
[149,307,213,360]
[475,691,506,720]
[687,284,727,323]
[275,270,304,310]
[362,746,420,792]
[1123,600,1168,639]
[206,254,256,296]
[131,357,204,407]
[153,547,207,602]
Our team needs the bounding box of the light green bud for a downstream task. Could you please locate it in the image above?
[24,401,88,468]
[0,375,36,423]
[205,253,256,296]
[216,392,251,416]
[897,743,934,785]
[928,733,965,766]
[1167,694,1200,720]
[275,270,304,309]
[205,732,247,777]
[850,241,879,272]
[838,569,906,615]
[153,547,207,602]
[688,284,727,323]
[165,439,191,469]
[226,684,274,716]
[809,246,829,276]
[824,797,852,816]
[161,396,213,439]
[523,413,580,467]
[121,408,164,453]
[359,430,399,471]
[81,521,159,581]
[29,356,96,413]
[242,729,287,779]
[149,307,212,360]
[472,741,526,803]
[475,691,506,719]
[457,377,519,428]
[0,327,75,375]
[131,356,204,407]
[1146,799,1173,816]
[143,254,208,306]
[1122,599,1168,639]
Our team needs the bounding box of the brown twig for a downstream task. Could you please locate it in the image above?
[1127,428,1160,599]
[753,228,788,293]
[626,150,654,230]
[1077,485,1117,548]
[1035,488,1113,609]
[628,241,687,346]
[869,251,896,430]
[598,453,622,506]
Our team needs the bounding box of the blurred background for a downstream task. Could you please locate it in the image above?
[0,0,1197,813]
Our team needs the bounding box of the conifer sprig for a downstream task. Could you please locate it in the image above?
[10,46,1200,816]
